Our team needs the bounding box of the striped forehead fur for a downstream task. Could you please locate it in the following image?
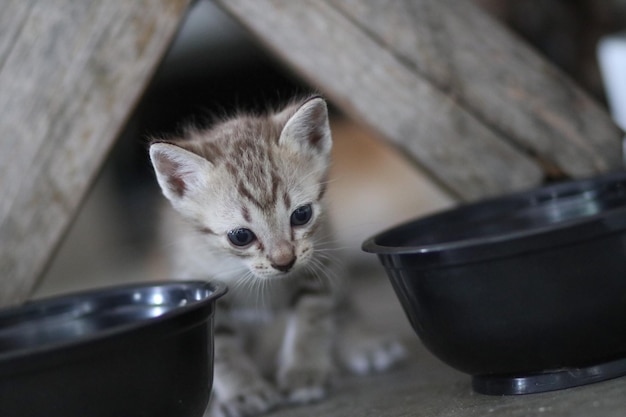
[161,98,327,212]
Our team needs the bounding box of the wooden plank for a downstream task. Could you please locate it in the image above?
[0,0,34,66]
[330,0,624,178]
[0,0,189,305]
[214,0,623,196]
[213,0,544,201]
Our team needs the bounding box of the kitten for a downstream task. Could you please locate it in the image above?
[149,96,405,417]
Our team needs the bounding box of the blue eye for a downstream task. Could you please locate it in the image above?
[290,204,313,226]
[228,228,256,247]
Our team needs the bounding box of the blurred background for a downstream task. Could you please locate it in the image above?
[34,0,626,297]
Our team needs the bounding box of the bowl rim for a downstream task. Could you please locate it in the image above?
[362,171,626,262]
[0,280,227,365]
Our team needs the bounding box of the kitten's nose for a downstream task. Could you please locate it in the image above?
[270,242,296,272]
[272,257,296,272]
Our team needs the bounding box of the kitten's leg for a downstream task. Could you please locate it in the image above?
[210,304,282,417]
[335,299,407,375]
[277,289,335,404]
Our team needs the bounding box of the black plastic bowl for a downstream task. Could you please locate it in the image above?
[0,281,226,417]
[363,171,626,395]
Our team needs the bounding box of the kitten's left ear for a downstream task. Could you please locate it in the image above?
[278,97,332,156]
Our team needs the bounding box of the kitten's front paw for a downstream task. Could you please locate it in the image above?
[277,366,331,404]
[213,384,282,417]
[338,331,407,375]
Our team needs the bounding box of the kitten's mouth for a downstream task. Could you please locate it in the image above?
[253,262,302,280]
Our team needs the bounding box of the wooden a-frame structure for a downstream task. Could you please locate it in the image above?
[0,0,622,305]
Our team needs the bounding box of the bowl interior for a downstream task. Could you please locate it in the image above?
[370,173,626,251]
[0,281,224,357]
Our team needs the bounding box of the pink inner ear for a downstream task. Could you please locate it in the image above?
[307,104,327,147]
[157,154,188,197]
[168,173,187,197]
[309,129,324,147]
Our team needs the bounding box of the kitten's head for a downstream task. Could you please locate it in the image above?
[149,97,332,280]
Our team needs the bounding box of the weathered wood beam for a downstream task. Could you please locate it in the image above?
[331,0,623,178]
[214,0,623,199]
[0,0,189,305]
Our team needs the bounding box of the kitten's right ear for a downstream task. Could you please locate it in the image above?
[278,96,332,156]
[149,142,212,202]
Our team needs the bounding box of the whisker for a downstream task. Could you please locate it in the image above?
[213,264,249,284]
[306,256,340,289]
[256,275,266,310]
[230,274,248,293]
[304,263,325,289]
